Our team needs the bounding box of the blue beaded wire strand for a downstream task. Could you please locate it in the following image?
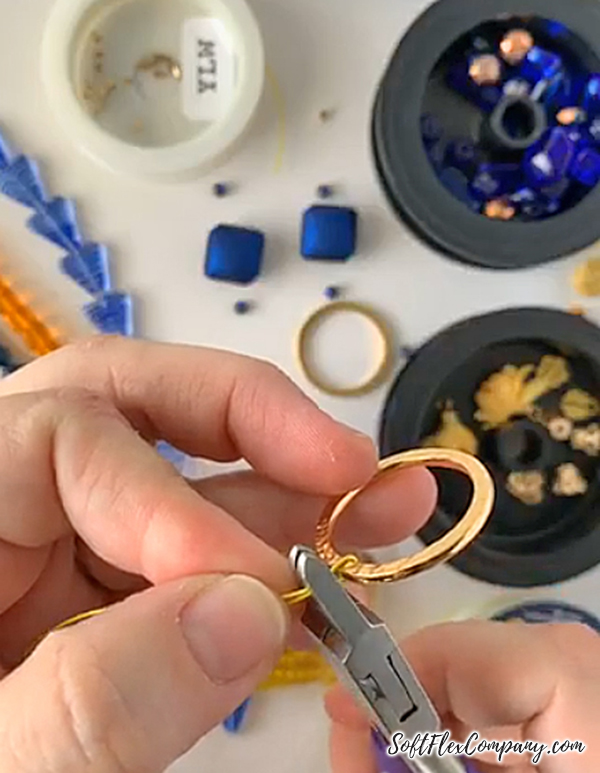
[0,127,133,336]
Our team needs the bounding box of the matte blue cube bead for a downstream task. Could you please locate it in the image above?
[205,225,264,284]
[301,205,357,261]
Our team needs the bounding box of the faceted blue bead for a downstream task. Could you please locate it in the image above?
[524,127,579,188]
[570,147,600,187]
[61,243,111,296]
[301,205,357,261]
[446,64,501,112]
[0,155,46,207]
[470,163,520,202]
[520,47,562,84]
[0,131,11,168]
[444,138,477,174]
[28,198,82,250]
[420,114,443,148]
[582,75,600,117]
[205,225,264,284]
[223,700,251,734]
[85,292,134,336]
[511,186,562,218]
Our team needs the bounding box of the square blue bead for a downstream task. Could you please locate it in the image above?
[205,225,264,284]
[301,205,357,261]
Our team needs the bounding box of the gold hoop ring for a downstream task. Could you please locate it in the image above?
[315,448,495,583]
[296,301,393,397]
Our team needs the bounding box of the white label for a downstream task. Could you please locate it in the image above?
[182,18,235,121]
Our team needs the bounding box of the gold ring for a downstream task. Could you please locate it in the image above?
[315,448,495,583]
[296,301,393,397]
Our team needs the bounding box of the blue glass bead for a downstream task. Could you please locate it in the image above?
[520,47,563,85]
[0,131,11,168]
[84,292,134,336]
[324,285,342,300]
[444,138,477,174]
[61,243,111,296]
[470,163,520,201]
[223,700,251,733]
[550,73,586,111]
[420,114,443,149]
[511,186,562,218]
[582,74,600,117]
[212,182,230,197]
[317,184,335,199]
[446,64,501,112]
[570,147,600,186]
[301,205,357,261]
[524,127,579,189]
[234,299,252,314]
[205,225,265,284]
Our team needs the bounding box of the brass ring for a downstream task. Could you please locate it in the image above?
[315,448,495,583]
[296,301,393,397]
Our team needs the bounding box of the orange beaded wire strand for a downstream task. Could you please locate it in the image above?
[0,274,61,355]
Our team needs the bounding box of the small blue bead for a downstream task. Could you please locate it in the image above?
[234,300,252,314]
[317,184,334,199]
[205,225,265,285]
[212,182,230,197]
[301,205,357,261]
[324,285,342,300]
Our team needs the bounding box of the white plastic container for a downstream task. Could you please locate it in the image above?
[41,0,265,181]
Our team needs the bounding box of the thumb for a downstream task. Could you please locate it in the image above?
[0,575,288,773]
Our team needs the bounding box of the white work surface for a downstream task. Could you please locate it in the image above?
[1,1,600,771]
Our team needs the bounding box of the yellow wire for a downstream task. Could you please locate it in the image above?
[282,554,359,605]
[265,64,286,174]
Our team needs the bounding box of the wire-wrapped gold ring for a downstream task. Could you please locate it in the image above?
[315,447,495,584]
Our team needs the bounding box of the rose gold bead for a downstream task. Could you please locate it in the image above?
[484,199,516,220]
[500,29,534,65]
[469,54,502,86]
[556,107,586,125]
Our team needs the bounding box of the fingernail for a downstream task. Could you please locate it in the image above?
[180,576,288,684]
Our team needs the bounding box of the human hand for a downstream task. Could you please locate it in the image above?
[326,618,600,773]
[0,336,436,772]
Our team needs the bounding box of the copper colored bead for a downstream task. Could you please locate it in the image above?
[500,29,534,65]
[557,107,586,125]
[469,54,502,85]
[484,199,516,220]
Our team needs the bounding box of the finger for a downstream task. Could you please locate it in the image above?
[0,575,288,773]
[401,621,598,771]
[0,390,295,592]
[330,721,378,773]
[191,467,437,551]
[1,337,377,495]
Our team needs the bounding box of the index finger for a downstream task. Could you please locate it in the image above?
[1,337,376,495]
